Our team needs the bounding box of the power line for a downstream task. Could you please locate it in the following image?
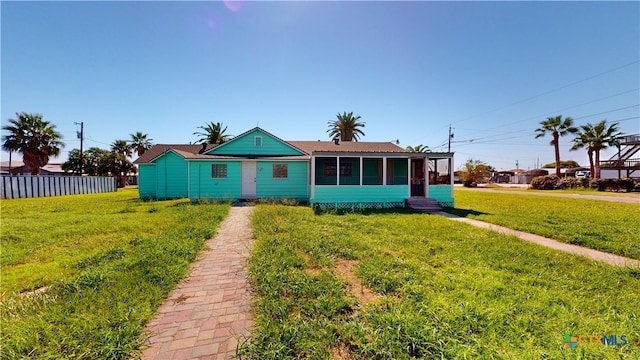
[483,89,639,131]
[451,59,640,126]
[574,105,639,120]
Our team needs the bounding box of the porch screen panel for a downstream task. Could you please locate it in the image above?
[363,158,383,185]
[429,158,452,184]
[315,158,337,185]
[386,159,408,185]
[339,157,360,185]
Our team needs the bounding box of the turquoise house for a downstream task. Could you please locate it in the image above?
[134,127,454,208]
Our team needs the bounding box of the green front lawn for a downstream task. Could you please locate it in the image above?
[1,189,230,358]
[451,189,640,260]
[240,205,640,359]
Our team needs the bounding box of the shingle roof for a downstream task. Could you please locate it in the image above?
[134,140,408,164]
[133,144,217,164]
[288,141,407,154]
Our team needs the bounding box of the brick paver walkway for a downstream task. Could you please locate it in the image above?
[437,211,640,268]
[142,205,255,360]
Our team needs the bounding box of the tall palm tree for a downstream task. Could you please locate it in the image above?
[405,144,430,153]
[327,112,365,142]
[534,115,578,176]
[193,122,231,144]
[571,125,596,179]
[129,132,153,157]
[1,112,65,175]
[586,120,623,179]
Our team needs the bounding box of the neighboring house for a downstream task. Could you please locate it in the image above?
[133,127,454,208]
[0,161,65,175]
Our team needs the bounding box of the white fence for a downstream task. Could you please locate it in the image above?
[1,175,116,199]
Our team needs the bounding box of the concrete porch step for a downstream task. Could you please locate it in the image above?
[405,198,443,213]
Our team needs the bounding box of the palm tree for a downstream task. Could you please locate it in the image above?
[1,112,65,175]
[111,139,132,158]
[534,115,578,177]
[193,122,231,144]
[111,140,133,187]
[405,144,430,153]
[327,112,365,142]
[129,132,153,157]
[586,121,623,179]
[571,126,596,179]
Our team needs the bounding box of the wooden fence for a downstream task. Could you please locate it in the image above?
[1,175,116,199]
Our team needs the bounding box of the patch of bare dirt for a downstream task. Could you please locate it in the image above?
[20,285,49,298]
[331,342,355,360]
[334,259,377,305]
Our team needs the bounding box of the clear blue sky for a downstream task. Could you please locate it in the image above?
[2,1,638,171]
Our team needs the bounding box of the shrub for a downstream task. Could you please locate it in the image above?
[463,180,477,188]
[529,175,560,190]
[555,177,582,189]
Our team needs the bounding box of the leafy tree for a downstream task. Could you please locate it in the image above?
[62,147,110,176]
[1,112,65,175]
[129,132,153,157]
[193,122,232,144]
[405,144,430,153]
[541,160,581,169]
[327,112,365,142]
[88,147,112,176]
[535,115,578,177]
[62,149,84,175]
[459,159,492,187]
[572,120,623,179]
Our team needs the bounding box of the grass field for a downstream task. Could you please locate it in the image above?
[450,189,640,260]
[240,205,640,359]
[1,188,230,358]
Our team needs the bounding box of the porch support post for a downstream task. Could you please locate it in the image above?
[407,157,411,198]
[382,157,387,185]
[425,156,429,197]
[449,157,454,199]
[359,157,363,186]
[310,156,315,198]
[336,156,340,186]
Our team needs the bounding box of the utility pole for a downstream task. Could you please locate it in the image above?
[75,122,84,175]
[516,160,519,169]
[448,124,454,152]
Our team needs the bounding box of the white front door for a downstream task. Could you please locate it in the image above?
[241,161,257,198]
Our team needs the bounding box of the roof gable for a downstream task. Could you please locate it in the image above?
[207,127,306,156]
[133,144,217,164]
